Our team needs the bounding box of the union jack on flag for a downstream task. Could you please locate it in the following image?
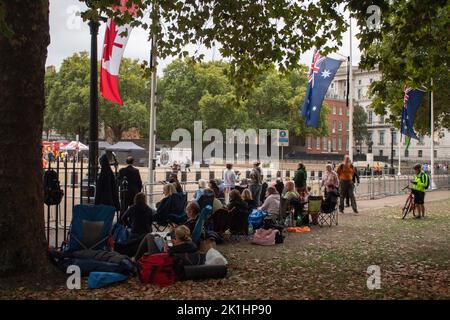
[400,87,425,140]
[308,51,326,88]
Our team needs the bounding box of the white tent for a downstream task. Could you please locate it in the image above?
[61,141,89,151]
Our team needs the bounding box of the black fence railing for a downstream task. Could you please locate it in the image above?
[44,156,450,248]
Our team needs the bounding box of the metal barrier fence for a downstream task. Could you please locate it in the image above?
[44,156,450,248]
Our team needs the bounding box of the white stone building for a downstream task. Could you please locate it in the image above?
[326,65,450,164]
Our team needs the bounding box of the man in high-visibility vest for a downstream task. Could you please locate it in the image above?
[411,163,429,219]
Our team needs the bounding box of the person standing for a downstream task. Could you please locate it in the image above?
[95,154,120,211]
[411,163,428,219]
[249,161,263,206]
[336,155,358,213]
[294,162,307,196]
[346,163,360,207]
[118,156,143,211]
[223,163,237,203]
[320,163,339,194]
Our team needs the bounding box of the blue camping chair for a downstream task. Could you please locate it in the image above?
[64,204,116,253]
[192,205,212,246]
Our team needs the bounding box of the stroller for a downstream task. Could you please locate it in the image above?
[63,204,116,253]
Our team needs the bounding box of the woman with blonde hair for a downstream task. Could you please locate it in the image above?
[133,225,198,261]
[194,179,207,201]
[242,188,257,208]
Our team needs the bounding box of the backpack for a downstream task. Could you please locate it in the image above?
[421,172,430,189]
[138,253,176,286]
[43,169,64,206]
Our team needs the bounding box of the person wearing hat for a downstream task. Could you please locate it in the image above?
[249,161,263,206]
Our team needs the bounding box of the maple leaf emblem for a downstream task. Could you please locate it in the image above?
[103,21,123,62]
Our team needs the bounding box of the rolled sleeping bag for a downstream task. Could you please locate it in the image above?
[183,265,227,280]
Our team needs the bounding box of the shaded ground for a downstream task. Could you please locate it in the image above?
[1,194,450,300]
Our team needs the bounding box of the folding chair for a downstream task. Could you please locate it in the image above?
[205,208,231,234]
[64,204,116,253]
[306,196,323,226]
[318,202,338,228]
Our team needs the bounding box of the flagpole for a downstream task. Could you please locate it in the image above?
[348,17,354,162]
[397,130,402,175]
[147,6,159,206]
[430,78,435,189]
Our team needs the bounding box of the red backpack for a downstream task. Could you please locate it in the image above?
[138,253,176,286]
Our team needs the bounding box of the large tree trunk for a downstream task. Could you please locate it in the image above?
[0,0,50,276]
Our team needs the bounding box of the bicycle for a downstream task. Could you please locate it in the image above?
[401,186,417,219]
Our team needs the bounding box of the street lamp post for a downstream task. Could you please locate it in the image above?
[88,19,100,184]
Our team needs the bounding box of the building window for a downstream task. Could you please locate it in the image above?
[368,131,373,142]
[368,111,373,124]
[346,137,349,150]
[339,121,343,132]
[357,88,362,100]
[331,83,334,88]
[392,131,397,145]
[307,136,312,149]
[379,150,384,156]
[338,138,342,150]
[332,138,337,151]
[332,120,336,133]
[405,149,409,157]
[393,150,396,158]
[316,137,320,150]
[346,108,349,116]
[358,79,362,85]
[346,123,349,131]
[418,150,423,158]
[379,131,385,145]
[370,78,373,83]
[333,106,336,115]
[379,115,384,124]
[339,107,343,116]
[434,150,437,158]
[323,137,327,151]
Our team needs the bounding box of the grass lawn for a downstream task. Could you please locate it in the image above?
[1,198,449,300]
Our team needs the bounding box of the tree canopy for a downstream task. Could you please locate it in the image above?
[352,0,450,134]
[44,52,149,143]
[79,0,350,92]
[156,59,329,141]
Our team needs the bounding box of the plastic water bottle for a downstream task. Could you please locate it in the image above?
[248,224,253,235]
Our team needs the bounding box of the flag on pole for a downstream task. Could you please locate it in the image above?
[400,88,425,140]
[100,1,137,105]
[301,51,342,128]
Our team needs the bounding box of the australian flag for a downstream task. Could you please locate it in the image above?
[401,88,425,140]
[301,51,342,128]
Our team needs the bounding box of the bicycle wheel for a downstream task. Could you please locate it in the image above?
[401,196,412,219]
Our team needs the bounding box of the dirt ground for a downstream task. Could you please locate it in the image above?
[2,192,450,300]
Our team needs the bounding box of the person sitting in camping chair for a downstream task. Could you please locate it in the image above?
[321,184,339,214]
[153,184,187,228]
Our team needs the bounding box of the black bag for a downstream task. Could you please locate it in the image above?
[44,169,64,206]
[172,252,206,281]
[184,265,227,280]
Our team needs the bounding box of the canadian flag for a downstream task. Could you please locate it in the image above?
[100,1,136,105]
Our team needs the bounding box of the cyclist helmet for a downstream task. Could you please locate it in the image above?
[413,163,422,171]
